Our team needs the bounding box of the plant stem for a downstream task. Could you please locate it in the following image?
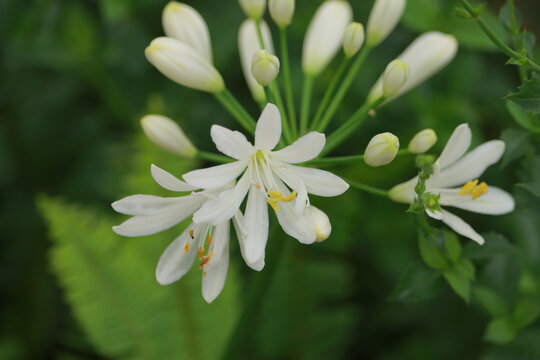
[196,151,232,163]
[317,46,371,132]
[214,92,254,133]
[255,19,266,49]
[222,89,257,130]
[270,82,293,144]
[323,97,385,156]
[459,0,540,73]
[347,179,389,198]
[280,27,297,139]
[300,74,314,134]
[311,56,351,131]
[308,149,411,166]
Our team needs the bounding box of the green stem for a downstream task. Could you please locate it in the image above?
[311,56,351,131]
[300,74,314,134]
[459,0,540,73]
[263,86,274,104]
[317,46,371,132]
[270,82,293,144]
[214,92,254,133]
[347,179,389,198]
[323,97,385,156]
[255,19,266,49]
[308,149,411,166]
[280,27,297,139]
[223,89,257,130]
[196,151,232,163]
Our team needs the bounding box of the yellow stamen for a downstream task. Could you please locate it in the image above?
[281,191,297,202]
[458,180,478,195]
[199,250,214,270]
[266,190,297,212]
[189,229,194,239]
[207,235,212,247]
[184,241,190,254]
[203,271,207,277]
[198,247,205,260]
[472,182,488,200]
[267,190,282,199]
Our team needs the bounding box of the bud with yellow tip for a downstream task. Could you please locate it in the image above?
[364,132,400,167]
[408,129,437,154]
[140,115,196,158]
[309,206,332,242]
[239,0,266,20]
[382,59,409,97]
[342,22,365,58]
[251,50,280,86]
[269,0,295,28]
[366,0,406,47]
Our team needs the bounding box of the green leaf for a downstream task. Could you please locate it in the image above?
[506,101,540,134]
[472,286,508,317]
[444,232,461,263]
[419,232,449,270]
[484,317,516,344]
[499,128,531,168]
[443,267,471,303]
[38,197,240,360]
[389,262,445,303]
[516,31,536,57]
[506,73,540,114]
[512,298,540,330]
[517,182,540,197]
[455,259,476,281]
[463,233,519,259]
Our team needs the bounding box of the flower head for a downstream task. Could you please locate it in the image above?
[366,0,406,47]
[364,132,400,167]
[342,22,365,58]
[251,50,280,86]
[408,129,437,154]
[269,0,295,28]
[389,124,515,244]
[140,115,197,158]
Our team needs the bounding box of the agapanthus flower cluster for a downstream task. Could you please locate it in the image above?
[112,0,515,303]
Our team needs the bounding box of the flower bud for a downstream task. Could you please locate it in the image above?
[145,37,224,93]
[367,32,458,104]
[162,2,213,63]
[302,0,352,76]
[408,129,437,154]
[269,0,295,28]
[239,0,266,20]
[342,22,365,58]
[366,0,406,47]
[239,19,275,102]
[140,115,196,158]
[251,50,280,86]
[364,132,400,167]
[309,206,331,243]
[382,59,409,97]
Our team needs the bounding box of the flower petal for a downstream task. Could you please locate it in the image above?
[285,165,349,197]
[275,201,317,244]
[210,221,230,262]
[388,177,417,204]
[151,164,197,192]
[426,209,484,244]
[112,194,192,215]
[271,163,309,215]
[437,186,515,215]
[155,224,199,285]
[192,172,251,225]
[430,140,505,188]
[211,125,255,160]
[183,161,247,189]
[436,123,471,169]
[272,132,325,163]
[202,242,229,303]
[242,187,269,263]
[255,104,282,151]
[233,211,266,271]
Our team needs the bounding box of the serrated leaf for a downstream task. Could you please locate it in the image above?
[506,101,540,134]
[389,262,444,303]
[444,267,471,302]
[419,232,449,270]
[517,182,540,197]
[484,317,516,344]
[506,73,540,114]
[444,232,461,263]
[463,233,519,259]
[499,128,530,168]
[473,286,508,317]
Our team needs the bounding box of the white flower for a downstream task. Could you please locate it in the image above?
[238,19,275,102]
[251,50,280,86]
[366,0,406,47]
[389,124,515,244]
[269,0,295,28]
[368,32,458,103]
[239,0,266,19]
[182,104,349,262]
[302,0,353,76]
[145,37,224,93]
[342,22,365,58]
[408,129,437,154]
[140,115,197,158]
[364,132,400,167]
[382,59,409,97]
[112,164,240,303]
[162,2,213,63]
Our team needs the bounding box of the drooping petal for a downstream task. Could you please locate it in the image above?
[202,241,229,303]
[255,104,282,151]
[426,209,484,245]
[436,123,471,170]
[112,194,193,215]
[155,224,199,285]
[210,221,230,262]
[210,125,255,160]
[233,210,266,271]
[183,160,247,189]
[242,186,269,263]
[193,173,251,225]
[285,165,349,196]
[275,200,317,244]
[272,132,325,163]
[151,164,197,192]
[431,140,505,188]
[437,186,515,215]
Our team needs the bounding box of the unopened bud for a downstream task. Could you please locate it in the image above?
[408,129,437,154]
[382,59,409,97]
[364,132,400,167]
[141,115,196,158]
[309,206,331,242]
[239,0,266,20]
[342,22,365,58]
[251,50,280,86]
[366,0,406,47]
[269,0,295,28]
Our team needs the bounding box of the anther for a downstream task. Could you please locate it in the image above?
[189,229,194,239]
[184,241,190,254]
[207,235,212,247]
[458,180,478,195]
[198,247,205,260]
[472,182,488,200]
[281,191,297,202]
[199,250,214,270]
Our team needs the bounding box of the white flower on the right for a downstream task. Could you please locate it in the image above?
[389,124,515,245]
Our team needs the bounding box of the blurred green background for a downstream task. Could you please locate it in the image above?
[1,0,540,359]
